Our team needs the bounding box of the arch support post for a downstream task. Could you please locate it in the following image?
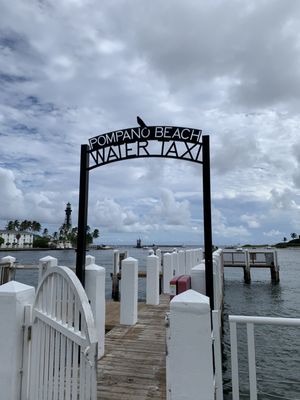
[76,144,90,287]
[202,135,214,310]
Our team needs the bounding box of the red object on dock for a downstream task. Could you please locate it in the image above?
[170,275,191,299]
[178,275,191,294]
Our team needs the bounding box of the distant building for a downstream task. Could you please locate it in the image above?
[50,202,73,249]
[0,230,33,249]
[55,240,72,249]
[64,202,72,228]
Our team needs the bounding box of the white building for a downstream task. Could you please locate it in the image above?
[0,230,33,249]
[55,240,72,249]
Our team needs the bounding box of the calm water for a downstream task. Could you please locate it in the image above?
[2,247,300,399]
[223,249,300,399]
[7,246,151,300]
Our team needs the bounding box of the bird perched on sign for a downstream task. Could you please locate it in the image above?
[137,116,147,128]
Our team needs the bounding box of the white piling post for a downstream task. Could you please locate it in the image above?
[0,281,35,400]
[1,255,16,265]
[274,250,279,271]
[196,248,204,264]
[191,249,197,268]
[86,255,96,265]
[119,251,128,272]
[191,262,206,295]
[38,256,58,283]
[120,257,138,325]
[163,253,174,294]
[85,257,106,358]
[214,250,225,310]
[213,259,219,311]
[213,254,221,311]
[178,250,186,275]
[167,289,214,400]
[244,250,251,283]
[113,250,120,274]
[172,251,179,276]
[1,256,16,283]
[185,250,192,275]
[156,249,162,272]
[146,254,160,305]
[212,310,224,400]
[274,249,279,272]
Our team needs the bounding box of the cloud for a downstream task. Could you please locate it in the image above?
[93,198,146,233]
[263,229,282,238]
[213,128,260,174]
[92,189,193,237]
[0,167,63,224]
[240,214,260,229]
[270,188,300,211]
[0,0,299,244]
[212,208,251,242]
[151,189,191,226]
[0,168,24,218]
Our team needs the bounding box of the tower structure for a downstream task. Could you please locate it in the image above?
[64,202,72,229]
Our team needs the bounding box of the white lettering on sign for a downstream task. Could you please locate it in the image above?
[89,139,203,169]
[155,126,164,138]
[89,126,202,151]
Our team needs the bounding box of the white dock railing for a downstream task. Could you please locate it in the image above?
[229,315,300,400]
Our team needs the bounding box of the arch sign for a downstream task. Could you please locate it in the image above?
[76,118,214,308]
[88,126,203,169]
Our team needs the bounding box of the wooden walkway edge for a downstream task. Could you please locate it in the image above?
[97,295,170,399]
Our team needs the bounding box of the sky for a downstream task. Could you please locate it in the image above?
[1,0,300,246]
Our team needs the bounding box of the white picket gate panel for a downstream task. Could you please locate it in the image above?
[29,266,97,400]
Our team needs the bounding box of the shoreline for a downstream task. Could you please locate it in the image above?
[0,246,117,252]
[0,247,75,252]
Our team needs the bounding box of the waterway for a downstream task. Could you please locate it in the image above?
[223,248,300,400]
[2,247,300,399]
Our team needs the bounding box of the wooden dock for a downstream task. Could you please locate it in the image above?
[98,295,170,399]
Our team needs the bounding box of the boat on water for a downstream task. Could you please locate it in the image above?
[88,244,113,250]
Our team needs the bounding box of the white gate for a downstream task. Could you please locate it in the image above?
[29,266,97,400]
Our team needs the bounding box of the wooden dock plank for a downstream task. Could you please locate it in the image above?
[98,295,169,400]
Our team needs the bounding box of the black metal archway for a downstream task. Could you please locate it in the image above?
[76,119,214,308]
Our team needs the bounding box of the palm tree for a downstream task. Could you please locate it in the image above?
[92,229,100,239]
[31,221,41,233]
[6,221,14,231]
[20,220,30,231]
[283,237,287,242]
[291,232,297,240]
[13,220,20,231]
